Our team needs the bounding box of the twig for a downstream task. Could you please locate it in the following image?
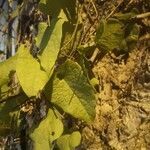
[139,34,150,41]
[134,12,150,19]
[89,48,99,63]
[47,15,50,26]
[61,18,79,51]
[125,0,134,10]
[83,4,94,23]
[61,3,80,57]
[106,0,124,20]
[90,0,98,18]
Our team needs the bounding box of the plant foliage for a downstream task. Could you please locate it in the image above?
[0,0,95,149]
[0,0,142,149]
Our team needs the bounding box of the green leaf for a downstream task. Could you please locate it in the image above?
[16,43,48,97]
[38,11,67,77]
[69,132,81,147]
[56,131,81,150]
[113,8,139,22]
[39,0,62,16]
[78,42,96,55]
[119,23,140,51]
[59,22,75,57]
[96,18,124,51]
[90,78,99,87]
[39,0,76,21]
[39,0,46,4]
[0,55,17,87]
[62,0,76,21]
[126,23,140,43]
[60,22,82,58]
[30,109,63,150]
[126,23,140,50]
[36,22,48,49]
[45,60,96,122]
[0,93,27,136]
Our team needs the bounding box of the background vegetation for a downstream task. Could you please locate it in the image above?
[0,0,149,149]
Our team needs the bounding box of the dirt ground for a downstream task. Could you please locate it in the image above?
[78,0,150,149]
[80,48,150,150]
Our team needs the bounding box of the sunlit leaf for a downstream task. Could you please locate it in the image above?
[0,55,17,87]
[30,109,63,150]
[16,43,48,97]
[90,78,99,87]
[38,10,67,77]
[36,22,48,49]
[56,131,81,150]
[45,60,96,122]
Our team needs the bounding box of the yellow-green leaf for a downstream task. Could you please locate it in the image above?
[39,0,76,21]
[113,8,139,22]
[16,44,48,97]
[39,0,61,16]
[38,10,67,77]
[30,109,63,150]
[0,55,17,87]
[36,22,48,49]
[96,18,124,51]
[45,60,96,122]
[56,131,81,150]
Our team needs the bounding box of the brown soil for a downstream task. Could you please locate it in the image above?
[78,0,150,149]
[80,48,150,149]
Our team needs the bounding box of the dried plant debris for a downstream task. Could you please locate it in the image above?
[78,1,150,149]
[81,49,150,149]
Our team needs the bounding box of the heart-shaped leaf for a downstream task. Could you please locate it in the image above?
[96,18,124,51]
[56,131,81,150]
[16,43,48,97]
[45,60,96,122]
[30,109,63,150]
[0,55,17,87]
